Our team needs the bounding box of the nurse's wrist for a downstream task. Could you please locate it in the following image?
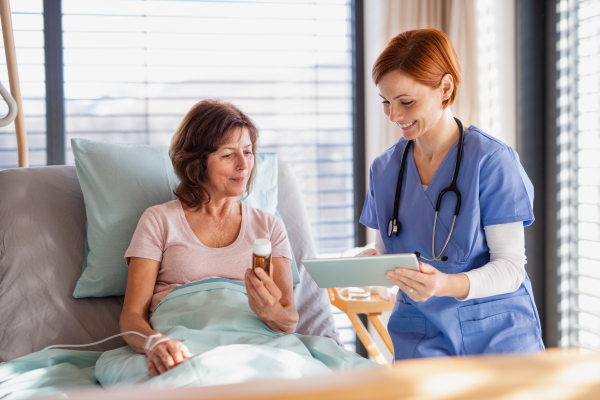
[441,273,470,299]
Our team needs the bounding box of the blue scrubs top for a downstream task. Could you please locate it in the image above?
[360,126,545,359]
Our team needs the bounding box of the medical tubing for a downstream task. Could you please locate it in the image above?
[144,333,163,351]
[146,337,170,355]
[40,331,171,355]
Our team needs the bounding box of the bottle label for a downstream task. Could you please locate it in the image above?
[253,254,272,277]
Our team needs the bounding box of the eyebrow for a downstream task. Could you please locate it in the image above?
[379,94,411,100]
[223,144,252,150]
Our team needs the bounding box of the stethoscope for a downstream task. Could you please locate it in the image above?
[387,117,464,262]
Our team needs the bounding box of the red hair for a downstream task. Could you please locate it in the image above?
[372,29,461,107]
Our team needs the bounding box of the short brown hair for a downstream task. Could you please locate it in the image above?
[169,99,259,208]
[372,29,461,107]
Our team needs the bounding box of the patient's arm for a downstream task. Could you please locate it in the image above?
[121,257,191,376]
[245,256,298,334]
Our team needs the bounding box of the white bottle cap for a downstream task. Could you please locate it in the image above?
[253,238,271,256]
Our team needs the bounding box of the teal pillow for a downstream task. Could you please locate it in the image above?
[72,139,299,298]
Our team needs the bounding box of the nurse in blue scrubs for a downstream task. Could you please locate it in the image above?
[359,29,545,359]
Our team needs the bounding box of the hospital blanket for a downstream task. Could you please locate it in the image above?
[0,350,101,399]
[95,278,378,387]
[0,279,378,398]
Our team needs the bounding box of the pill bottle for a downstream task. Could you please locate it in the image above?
[253,238,272,277]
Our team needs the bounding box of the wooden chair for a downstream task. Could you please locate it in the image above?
[327,288,395,366]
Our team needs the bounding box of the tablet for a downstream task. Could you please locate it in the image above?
[301,254,420,288]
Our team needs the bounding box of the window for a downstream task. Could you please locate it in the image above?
[0,0,357,256]
[557,0,600,352]
[0,0,45,168]
[61,0,355,256]
[62,0,358,351]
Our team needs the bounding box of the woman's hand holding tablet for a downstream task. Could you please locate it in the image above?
[385,262,470,302]
[347,249,470,302]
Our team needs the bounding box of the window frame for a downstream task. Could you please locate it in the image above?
[44,0,64,165]
[515,0,560,347]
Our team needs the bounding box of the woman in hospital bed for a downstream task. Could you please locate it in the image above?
[119,99,298,377]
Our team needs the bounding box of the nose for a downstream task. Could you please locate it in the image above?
[237,152,248,170]
[387,104,404,123]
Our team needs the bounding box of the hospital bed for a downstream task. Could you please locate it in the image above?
[0,162,341,361]
[0,0,342,362]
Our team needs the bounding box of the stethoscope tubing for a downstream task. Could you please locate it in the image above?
[389,140,412,237]
[387,117,465,262]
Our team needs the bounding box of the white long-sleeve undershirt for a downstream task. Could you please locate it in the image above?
[374,221,527,301]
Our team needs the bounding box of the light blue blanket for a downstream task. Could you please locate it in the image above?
[1,279,378,398]
[0,350,101,399]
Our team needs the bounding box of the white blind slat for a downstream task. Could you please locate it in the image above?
[559,0,600,353]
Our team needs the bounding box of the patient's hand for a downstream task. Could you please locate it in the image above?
[355,248,379,257]
[245,267,298,335]
[146,338,192,377]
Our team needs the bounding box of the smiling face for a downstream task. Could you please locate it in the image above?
[204,127,255,199]
[377,69,453,141]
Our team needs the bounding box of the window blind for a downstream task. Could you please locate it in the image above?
[62,0,355,256]
[558,0,600,352]
[0,0,45,169]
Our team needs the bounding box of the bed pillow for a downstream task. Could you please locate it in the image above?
[72,139,298,298]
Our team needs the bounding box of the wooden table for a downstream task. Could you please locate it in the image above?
[327,287,395,366]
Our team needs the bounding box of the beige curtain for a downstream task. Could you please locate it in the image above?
[364,0,479,172]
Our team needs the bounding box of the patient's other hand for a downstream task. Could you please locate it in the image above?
[355,248,379,257]
[246,267,282,316]
[245,267,298,334]
[146,338,191,377]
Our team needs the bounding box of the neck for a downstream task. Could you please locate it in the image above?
[196,195,239,218]
[413,109,460,160]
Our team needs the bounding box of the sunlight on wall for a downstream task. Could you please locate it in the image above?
[476,0,501,140]
[475,0,516,149]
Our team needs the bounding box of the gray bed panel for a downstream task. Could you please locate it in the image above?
[0,166,124,362]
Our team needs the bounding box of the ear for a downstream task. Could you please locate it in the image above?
[440,74,454,101]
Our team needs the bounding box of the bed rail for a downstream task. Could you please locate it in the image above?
[0,0,28,167]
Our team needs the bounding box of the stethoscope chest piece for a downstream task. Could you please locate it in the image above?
[387,219,400,237]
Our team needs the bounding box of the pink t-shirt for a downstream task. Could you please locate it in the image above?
[125,200,291,311]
